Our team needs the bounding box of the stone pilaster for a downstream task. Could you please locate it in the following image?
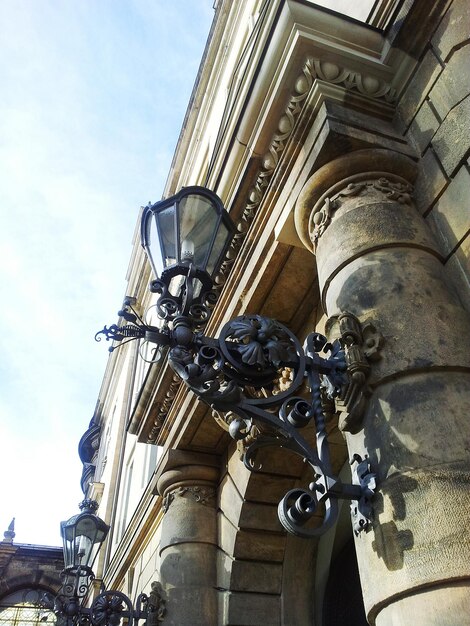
[295,149,470,625]
[155,450,219,626]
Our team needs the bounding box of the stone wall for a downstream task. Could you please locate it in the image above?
[0,542,63,598]
[399,0,470,309]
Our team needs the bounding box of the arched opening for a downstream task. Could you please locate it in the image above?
[0,589,57,626]
[323,538,368,626]
[315,462,368,626]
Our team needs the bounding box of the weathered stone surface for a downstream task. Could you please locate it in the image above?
[218,512,285,562]
[445,232,470,312]
[0,543,63,597]
[429,44,470,120]
[317,196,441,293]
[154,449,220,496]
[297,146,470,625]
[376,581,470,626]
[219,590,281,626]
[399,49,443,126]
[407,99,441,155]
[432,94,470,176]
[353,462,470,624]
[230,559,282,594]
[432,0,470,62]
[156,450,219,626]
[219,463,284,532]
[349,371,470,481]
[426,164,470,256]
[295,149,419,252]
[217,553,282,594]
[325,248,470,377]
[414,146,448,214]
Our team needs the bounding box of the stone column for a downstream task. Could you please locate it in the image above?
[295,149,470,625]
[155,450,219,626]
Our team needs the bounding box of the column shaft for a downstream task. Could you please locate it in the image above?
[155,450,219,626]
[295,149,470,625]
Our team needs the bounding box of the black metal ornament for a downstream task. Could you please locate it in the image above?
[98,291,377,538]
[97,187,378,538]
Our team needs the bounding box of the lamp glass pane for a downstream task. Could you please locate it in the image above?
[156,206,177,269]
[206,220,232,275]
[178,194,219,269]
[61,521,75,569]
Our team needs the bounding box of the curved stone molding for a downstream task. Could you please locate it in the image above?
[307,57,397,103]
[155,450,220,501]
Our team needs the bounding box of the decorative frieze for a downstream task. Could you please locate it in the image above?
[162,486,216,513]
[147,374,181,444]
[310,177,414,248]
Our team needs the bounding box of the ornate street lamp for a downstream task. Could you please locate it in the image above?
[45,501,165,626]
[96,186,377,538]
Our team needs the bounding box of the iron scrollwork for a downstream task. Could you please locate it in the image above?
[43,581,165,626]
[98,265,379,538]
[165,312,377,538]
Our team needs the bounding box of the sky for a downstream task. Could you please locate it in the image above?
[0,0,214,547]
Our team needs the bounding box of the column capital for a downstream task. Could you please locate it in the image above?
[154,449,220,497]
[294,148,418,253]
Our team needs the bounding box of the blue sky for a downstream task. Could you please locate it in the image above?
[0,0,214,546]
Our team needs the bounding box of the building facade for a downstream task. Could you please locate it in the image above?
[81,1,470,624]
[0,521,62,626]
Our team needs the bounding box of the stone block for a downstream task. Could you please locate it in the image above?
[219,474,281,534]
[238,500,283,532]
[243,472,297,504]
[227,447,297,503]
[445,232,470,312]
[220,590,281,626]
[231,560,282,594]
[218,474,243,528]
[407,99,441,155]
[432,94,470,176]
[414,147,448,214]
[429,45,470,120]
[399,49,442,126]
[426,165,470,256]
[232,528,286,561]
[218,512,286,561]
[432,0,470,62]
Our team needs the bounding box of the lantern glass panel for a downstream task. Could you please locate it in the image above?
[178,194,219,269]
[206,219,232,275]
[155,205,177,270]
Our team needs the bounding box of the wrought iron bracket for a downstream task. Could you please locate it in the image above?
[99,283,379,537]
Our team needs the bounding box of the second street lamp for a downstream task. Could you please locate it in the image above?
[45,500,165,626]
[96,186,377,538]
